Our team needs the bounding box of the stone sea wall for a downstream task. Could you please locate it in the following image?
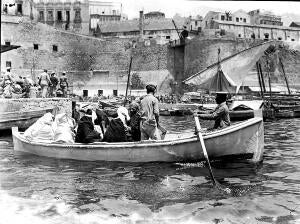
[0,98,72,116]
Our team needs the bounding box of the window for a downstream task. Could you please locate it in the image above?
[113,90,118,96]
[166,36,170,39]
[47,10,53,21]
[229,16,232,21]
[53,45,58,52]
[17,3,22,15]
[66,10,70,22]
[278,37,282,40]
[74,10,81,22]
[240,17,242,21]
[195,21,198,26]
[264,33,269,40]
[98,90,103,96]
[221,15,225,21]
[238,34,241,37]
[57,11,62,22]
[33,44,39,50]
[5,41,10,46]
[39,11,44,21]
[243,18,246,23]
[236,18,239,22]
[6,61,11,68]
[83,90,88,97]
[112,10,116,15]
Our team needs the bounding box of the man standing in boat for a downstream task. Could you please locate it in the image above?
[140,83,161,140]
[195,91,231,130]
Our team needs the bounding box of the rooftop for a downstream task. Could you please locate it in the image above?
[99,17,186,33]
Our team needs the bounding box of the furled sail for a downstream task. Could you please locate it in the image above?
[183,41,274,92]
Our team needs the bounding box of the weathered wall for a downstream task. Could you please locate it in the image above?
[0,98,72,116]
[1,15,170,95]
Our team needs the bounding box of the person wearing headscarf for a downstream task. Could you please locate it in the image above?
[140,83,161,140]
[75,109,101,143]
[102,106,130,142]
[129,101,142,141]
[194,92,231,130]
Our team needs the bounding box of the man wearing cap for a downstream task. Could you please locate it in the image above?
[38,69,50,98]
[195,92,231,130]
[49,72,58,97]
[59,72,68,98]
[139,83,161,140]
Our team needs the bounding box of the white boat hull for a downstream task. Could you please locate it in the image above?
[12,118,264,163]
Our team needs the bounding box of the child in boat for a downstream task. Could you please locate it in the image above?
[102,106,130,142]
[75,109,102,143]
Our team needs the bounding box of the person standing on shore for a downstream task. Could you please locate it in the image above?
[49,72,58,97]
[3,67,14,87]
[139,83,161,140]
[39,69,50,98]
[59,72,68,98]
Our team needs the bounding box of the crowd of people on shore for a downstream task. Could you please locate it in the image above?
[0,67,69,99]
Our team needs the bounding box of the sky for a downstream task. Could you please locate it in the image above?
[112,0,300,19]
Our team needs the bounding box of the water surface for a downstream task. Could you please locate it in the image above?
[0,117,299,224]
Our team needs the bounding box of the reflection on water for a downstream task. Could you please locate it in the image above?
[0,118,300,223]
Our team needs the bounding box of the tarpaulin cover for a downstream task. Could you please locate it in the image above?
[183,41,274,91]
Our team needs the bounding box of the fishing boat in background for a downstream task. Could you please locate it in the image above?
[12,117,264,163]
[0,108,54,131]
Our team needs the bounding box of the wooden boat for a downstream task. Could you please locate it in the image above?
[159,109,171,116]
[0,108,54,130]
[229,110,254,121]
[294,110,300,118]
[12,117,264,163]
[275,110,294,119]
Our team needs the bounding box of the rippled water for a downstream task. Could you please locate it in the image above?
[0,117,299,224]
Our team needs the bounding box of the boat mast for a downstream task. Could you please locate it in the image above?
[266,59,272,99]
[124,55,133,106]
[279,57,291,95]
[256,61,264,99]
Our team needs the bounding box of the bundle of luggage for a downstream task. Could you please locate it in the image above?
[23,112,76,143]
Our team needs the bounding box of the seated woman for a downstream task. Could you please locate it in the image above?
[128,101,142,141]
[102,106,130,142]
[94,108,110,135]
[75,109,101,143]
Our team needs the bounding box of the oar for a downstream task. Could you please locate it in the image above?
[194,115,231,193]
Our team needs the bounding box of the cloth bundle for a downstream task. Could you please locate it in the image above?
[23,112,55,142]
[53,113,76,144]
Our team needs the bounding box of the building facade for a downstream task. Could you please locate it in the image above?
[212,20,300,42]
[144,11,165,20]
[35,0,89,34]
[97,11,187,44]
[89,1,127,33]
[1,0,90,34]
[248,9,283,26]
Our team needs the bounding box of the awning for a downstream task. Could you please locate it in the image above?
[1,44,21,53]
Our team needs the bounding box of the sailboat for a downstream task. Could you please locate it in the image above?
[183,40,275,120]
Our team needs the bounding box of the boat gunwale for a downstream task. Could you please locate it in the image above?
[12,117,263,149]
